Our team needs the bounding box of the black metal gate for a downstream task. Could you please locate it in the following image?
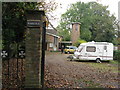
[2,28,25,88]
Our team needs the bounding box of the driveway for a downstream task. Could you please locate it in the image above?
[45,51,119,88]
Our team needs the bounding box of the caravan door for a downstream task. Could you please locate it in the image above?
[85,46,97,60]
[102,45,107,60]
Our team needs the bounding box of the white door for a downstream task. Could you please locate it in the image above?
[85,46,97,60]
[102,46,107,60]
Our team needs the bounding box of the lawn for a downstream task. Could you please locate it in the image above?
[86,60,119,73]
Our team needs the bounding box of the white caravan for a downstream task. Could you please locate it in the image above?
[73,41,113,62]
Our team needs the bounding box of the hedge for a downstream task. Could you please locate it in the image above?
[113,50,120,61]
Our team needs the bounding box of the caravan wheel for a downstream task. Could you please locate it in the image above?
[96,58,101,63]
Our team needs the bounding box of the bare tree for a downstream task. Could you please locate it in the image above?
[37,0,60,29]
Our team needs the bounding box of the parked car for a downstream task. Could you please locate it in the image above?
[64,46,77,54]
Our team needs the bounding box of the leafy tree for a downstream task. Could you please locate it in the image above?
[57,2,116,43]
[73,39,87,47]
[2,1,59,49]
[113,20,120,45]
[57,23,71,41]
[2,2,38,48]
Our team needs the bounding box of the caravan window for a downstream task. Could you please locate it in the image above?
[78,45,84,52]
[104,46,107,50]
[86,46,96,52]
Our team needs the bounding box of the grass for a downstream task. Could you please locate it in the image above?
[109,60,119,64]
[76,79,102,88]
[86,60,119,73]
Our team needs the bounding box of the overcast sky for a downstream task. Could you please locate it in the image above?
[49,0,120,27]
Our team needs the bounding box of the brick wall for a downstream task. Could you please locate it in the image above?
[71,23,80,44]
[46,34,59,51]
[25,28,42,88]
[46,34,54,43]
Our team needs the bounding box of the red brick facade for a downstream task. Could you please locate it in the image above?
[46,29,60,51]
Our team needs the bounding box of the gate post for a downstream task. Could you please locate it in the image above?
[25,10,46,88]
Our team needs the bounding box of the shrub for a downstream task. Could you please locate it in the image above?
[73,39,87,47]
[113,50,120,62]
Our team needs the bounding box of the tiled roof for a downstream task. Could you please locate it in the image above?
[46,29,57,35]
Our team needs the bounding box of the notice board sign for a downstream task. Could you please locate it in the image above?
[27,20,42,27]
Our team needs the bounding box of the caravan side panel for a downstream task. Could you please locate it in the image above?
[100,44,113,60]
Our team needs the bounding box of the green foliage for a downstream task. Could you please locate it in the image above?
[73,39,87,47]
[57,2,116,43]
[81,29,92,41]
[112,38,119,45]
[73,41,80,47]
[2,2,38,48]
[57,26,71,41]
[113,50,120,61]
[110,60,119,65]
[79,39,87,44]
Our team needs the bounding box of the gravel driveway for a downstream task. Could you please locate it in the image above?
[45,51,119,88]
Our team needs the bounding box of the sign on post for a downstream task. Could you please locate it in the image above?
[27,20,43,27]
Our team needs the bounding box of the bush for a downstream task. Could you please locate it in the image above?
[113,50,120,61]
[73,39,87,47]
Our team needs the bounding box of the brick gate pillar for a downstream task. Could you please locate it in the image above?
[25,10,46,88]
